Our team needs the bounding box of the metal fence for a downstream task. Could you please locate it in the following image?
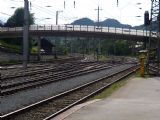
[0,25,156,37]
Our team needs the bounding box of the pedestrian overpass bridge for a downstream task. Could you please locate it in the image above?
[0,25,158,42]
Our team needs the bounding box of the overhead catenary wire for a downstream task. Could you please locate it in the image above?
[1,0,150,26]
[1,0,105,24]
[5,0,65,19]
[33,5,74,20]
[31,3,77,24]
[31,1,75,17]
[0,12,12,16]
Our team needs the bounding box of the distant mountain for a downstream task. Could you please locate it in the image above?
[71,18,94,26]
[100,19,131,28]
[134,25,145,30]
[134,21,158,31]
[71,18,132,28]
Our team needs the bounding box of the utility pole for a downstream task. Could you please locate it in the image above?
[23,0,29,69]
[95,6,102,27]
[56,11,63,25]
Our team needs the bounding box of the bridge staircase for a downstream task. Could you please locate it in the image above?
[40,38,55,55]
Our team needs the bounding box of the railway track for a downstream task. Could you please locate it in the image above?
[2,62,108,84]
[1,62,113,95]
[1,56,84,76]
[1,64,139,120]
[1,61,102,79]
[0,53,83,67]
[1,62,85,79]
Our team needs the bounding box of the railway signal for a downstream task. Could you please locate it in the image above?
[144,11,150,26]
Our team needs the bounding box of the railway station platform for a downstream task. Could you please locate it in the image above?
[53,77,160,120]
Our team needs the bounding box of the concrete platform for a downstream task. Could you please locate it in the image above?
[52,77,160,120]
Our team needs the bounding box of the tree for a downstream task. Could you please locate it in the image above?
[0,20,3,26]
[4,7,34,27]
[113,40,132,55]
[0,23,3,27]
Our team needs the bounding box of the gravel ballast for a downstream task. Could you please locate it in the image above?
[1,64,135,114]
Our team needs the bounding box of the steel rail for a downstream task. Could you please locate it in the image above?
[1,62,105,85]
[1,64,113,95]
[1,62,87,79]
[1,60,97,79]
[44,66,139,120]
[1,57,84,76]
[2,62,108,87]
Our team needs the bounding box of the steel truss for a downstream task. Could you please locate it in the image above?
[147,0,160,75]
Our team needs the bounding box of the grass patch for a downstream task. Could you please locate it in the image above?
[0,40,37,54]
[31,46,38,53]
[0,60,21,65]
[98,55,108,61]
[0,40,21,52]
[91,76,133,100]
[135,69,151,78]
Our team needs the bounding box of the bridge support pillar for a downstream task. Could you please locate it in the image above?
[65,36,67,55]
[93,37,96,60]
[131,41,135,56]
[37,36,41,61]
[87,37,90,55]
[97,38,102,61]
[143,41,147,50]
[82,38,85,58]
[158,38,160,74]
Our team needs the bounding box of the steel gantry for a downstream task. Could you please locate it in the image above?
[146,0,160,75]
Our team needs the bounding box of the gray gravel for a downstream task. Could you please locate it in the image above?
[0,64,135,114]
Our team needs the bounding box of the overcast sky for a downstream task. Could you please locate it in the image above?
[0,0,151,26]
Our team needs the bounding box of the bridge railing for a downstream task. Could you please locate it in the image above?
[0,25,154,37]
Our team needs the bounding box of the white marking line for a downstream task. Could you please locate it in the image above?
[51,99,101,120]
